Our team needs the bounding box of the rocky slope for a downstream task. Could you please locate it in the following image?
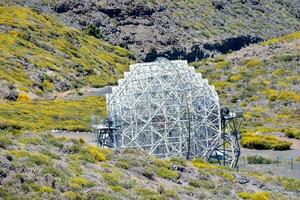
[0,132,299,200]
[192,32,300,146]
[3,0,299,62]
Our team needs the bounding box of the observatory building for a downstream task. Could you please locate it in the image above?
[105,58,221,159]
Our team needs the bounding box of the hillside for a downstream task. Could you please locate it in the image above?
[0,31,299,150]
[2,0,299,62]
[192,32,300,149]
[0,2,300,199]
[0,132,299,199]
[0,6,133,100]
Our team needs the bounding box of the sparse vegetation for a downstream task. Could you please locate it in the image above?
[0,132,299,199]
[0,96,106,132]
[237,191,270,200]
[0,6,133,98]
[241,133,292,150]
[154,166,179,180]
[0,1,299,200]
[247,155,272,164]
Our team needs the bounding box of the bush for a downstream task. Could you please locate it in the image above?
[115,160,129,170]
[237,192,251,199]
[86,145,106,162]
[276,176,300,191]
[135,188,160,199]
[192,159,217,170]
[214,61,230,69]
[70,177,94,189]
[86,192,118,200]
[17,93,30,101]
[62,191,79,200]
[84,24,103,39]
[247,155,272,164]
[41,165,63,177]
[100,170,121,186]
[245,58,262,68]
[29,153,50,165]
[237,191,270,200]
[188,179,215,190]
[154,167,179,180]
[109,185,123,192]
[241,133,292,150]
[39,186,53,193]
[151,158,170,168]
[272,141,291,150]
[142,167,155,180]
[283,128,300,139]
[0,135,13,148]
[170,157,186,167]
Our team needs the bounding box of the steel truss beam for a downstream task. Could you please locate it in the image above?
[106,58,221,159]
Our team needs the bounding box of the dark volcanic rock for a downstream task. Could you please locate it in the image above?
[46,0,299,62]
[3,0,300,62]
[7,0,300,62]
[0,81,18,101]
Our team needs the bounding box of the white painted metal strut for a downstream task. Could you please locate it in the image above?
[106,58,221,159]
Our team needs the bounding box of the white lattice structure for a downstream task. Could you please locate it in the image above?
[106,58,221,158]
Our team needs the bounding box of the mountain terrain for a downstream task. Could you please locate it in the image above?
[0,1,299,200]
[0,6,133,100]
[2,0,300,62]
[192,32,300,149]
[0,132,299,199]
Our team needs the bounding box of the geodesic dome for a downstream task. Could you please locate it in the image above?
[106,58,221,158]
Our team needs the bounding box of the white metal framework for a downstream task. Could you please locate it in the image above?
[106,58,221,158]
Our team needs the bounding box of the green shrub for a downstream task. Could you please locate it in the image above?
[84,24,103,39]
[241,133,291,150]
[109,185,123,192]
[283,128,300,139]
[142,167,155,180]
[214,61,231,69]
[86,192,119,200]
[41,165,64,177]
[135,188,160,199]
[39,186,53,193]
[17,93,30,101]
[188,179,215,190]
[251,192,270,200]
[154,167,179,180]
[19,137,42,145]
[170,157,186,166]
[237,191,270,200]
[247,155,272,164]
[237,192,251,199]
[115,160,129,170]
[0,135,13,148]
[272,141,291,150]
[276,176,300,191]
[85,145,106,162]
[245,58,262,68]
[62,191,79,200]
[29,153,50,165]
[100,170,121,186]
[151,158,170,168]
[69,177,94,189]
[121,179,136,189]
